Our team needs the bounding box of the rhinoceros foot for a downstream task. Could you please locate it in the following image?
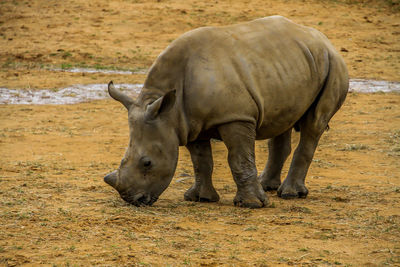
[233,182,269,208]
[277,179,309,199]
[260,176,281,191]
[184,185,220,202]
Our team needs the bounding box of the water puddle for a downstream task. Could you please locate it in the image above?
[0,84,142,105]
[349,79,400,93]
[0,79,398,105]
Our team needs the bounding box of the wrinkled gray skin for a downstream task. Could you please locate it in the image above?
[104,16,348,208]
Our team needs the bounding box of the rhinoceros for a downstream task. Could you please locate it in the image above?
[104,16,348,208]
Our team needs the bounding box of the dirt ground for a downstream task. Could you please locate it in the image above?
[1,0,400,266]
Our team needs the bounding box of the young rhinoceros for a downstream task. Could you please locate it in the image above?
[104,16,348,208]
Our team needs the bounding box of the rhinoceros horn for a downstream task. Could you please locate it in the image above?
[108,81,134,110]
[104,170,118,188]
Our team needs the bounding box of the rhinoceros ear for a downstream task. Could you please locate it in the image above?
[108,81,134,110]
[145,90,176,120]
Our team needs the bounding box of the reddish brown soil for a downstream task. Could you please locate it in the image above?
[0,0,399,89]
[0,0,399,266]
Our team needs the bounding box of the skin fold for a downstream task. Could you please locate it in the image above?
[104,16,349,208]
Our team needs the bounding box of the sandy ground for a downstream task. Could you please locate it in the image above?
[1,0,400,266]
[0,0,399,89]
[1,93,399,266]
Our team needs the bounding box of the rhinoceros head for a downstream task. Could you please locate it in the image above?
[104,81,179,206]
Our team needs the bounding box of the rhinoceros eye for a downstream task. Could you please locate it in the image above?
[143,160,151,167]
[140,157,152,170]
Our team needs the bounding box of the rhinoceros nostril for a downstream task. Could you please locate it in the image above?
[131,192,143,202]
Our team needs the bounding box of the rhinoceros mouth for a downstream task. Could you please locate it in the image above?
[120,191,158,207]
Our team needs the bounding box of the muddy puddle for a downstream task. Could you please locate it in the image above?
[0,84,142,105]
[349,79,400,93]
[0,78,399,105]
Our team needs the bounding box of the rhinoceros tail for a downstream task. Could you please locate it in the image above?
[294,123,300,132]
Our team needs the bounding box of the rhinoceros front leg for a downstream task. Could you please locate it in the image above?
[259,129,292,191]
[218,122,268,208]
[184,140,220,202]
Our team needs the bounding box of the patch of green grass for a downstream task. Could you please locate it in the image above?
[278,257,289,263]
[244,226,258,231]
[56,62,139,73]
[129,47,151,61]
[17,212,32,220]
[62,51,72,59]
[333,196,350,202]
[384,0,400,12]
[61,63,73,69]
[315,230,336,240]
[285,205,312,214]
[58,207,72,216]
[183,257,191,265]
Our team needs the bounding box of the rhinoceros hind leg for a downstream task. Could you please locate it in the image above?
[218,122,268,208]
[277,128,319,199]
[277,103,329,199]
[184,140,220,202]
[259,129,292,191]
[278,55,348,199]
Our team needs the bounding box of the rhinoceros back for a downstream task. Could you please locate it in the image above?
[144,16,347,140]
